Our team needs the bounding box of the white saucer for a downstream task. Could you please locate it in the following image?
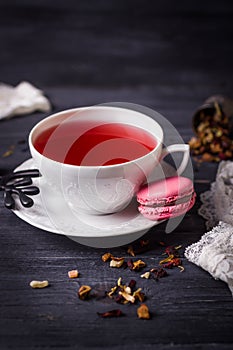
[12,159,176,248]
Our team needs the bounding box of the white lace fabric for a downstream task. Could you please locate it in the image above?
[185,161,233,296]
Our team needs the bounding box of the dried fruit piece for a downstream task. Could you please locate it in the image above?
[127,259,146,271]
[159,254,174,265]
[78,285,91,300]
[107,285,118,298]
[140,271,150,279]
[110,259,124,268]
[117,277,123,287]
[97,309,124,318]
[30,280,49,289]
[137,304,150,319]
[132,259,146,270]
[178,265,185,272]
[133,288,145,302]
[68,270,79,278]
[127,245,135,257]
[101,252,112,262]
[119,291,135,304]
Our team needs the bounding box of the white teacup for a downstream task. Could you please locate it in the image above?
[29,106,189,215]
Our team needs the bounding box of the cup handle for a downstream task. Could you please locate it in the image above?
[159,144,190,176]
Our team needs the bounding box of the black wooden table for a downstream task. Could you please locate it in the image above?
[1,1,233,349]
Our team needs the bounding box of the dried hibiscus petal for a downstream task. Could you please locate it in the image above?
[164,245,181,257]
[163,258,182,269]
[150,268,168,280]
[127,259,134,269]
[97,309,124,318]
[127,240,153,256]
[115,294,124,304]
[128,279,136,290]
[140,239,149,247]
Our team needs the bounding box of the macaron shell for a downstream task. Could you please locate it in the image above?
[137,176,194,207]
[138,192,196,221]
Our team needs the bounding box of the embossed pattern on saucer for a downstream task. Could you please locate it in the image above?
[12,159,176,247]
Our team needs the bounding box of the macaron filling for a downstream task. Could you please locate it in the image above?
[137,176,196,221]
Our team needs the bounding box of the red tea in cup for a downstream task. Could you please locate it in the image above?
[34,121,157,166]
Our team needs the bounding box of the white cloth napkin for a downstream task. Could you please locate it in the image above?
[185,161,233,296]
[0,81,51,119]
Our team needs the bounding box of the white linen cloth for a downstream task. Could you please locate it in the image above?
[185,161,233,296]
[0,81,51,119]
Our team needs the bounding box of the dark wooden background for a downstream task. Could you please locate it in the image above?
[1,1,233,349]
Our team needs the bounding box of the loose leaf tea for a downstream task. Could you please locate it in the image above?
[106,278,144,306]
[159,245,184,271]
[189,101,233,162]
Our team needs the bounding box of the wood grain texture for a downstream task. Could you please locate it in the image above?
[1,1,233,349]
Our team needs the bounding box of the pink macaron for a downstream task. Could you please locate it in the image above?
[137,176,196,221]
